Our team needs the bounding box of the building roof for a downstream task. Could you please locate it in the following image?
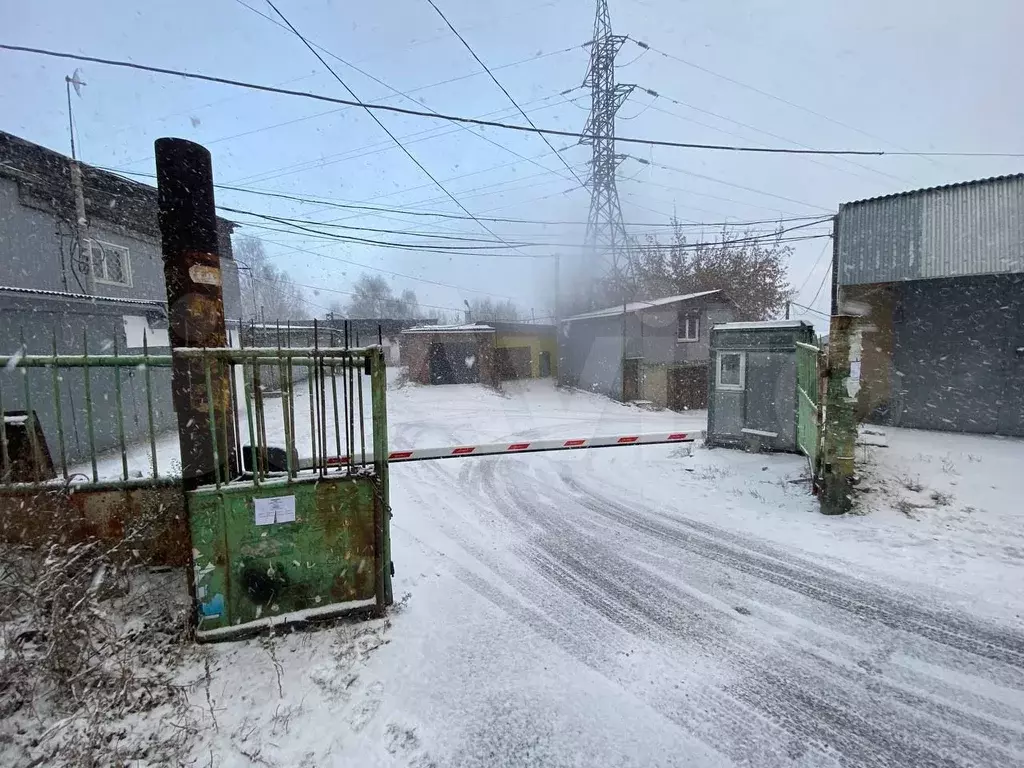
[837,173,1024,286]
[714,320,812,331]
[0,285,166,308]
[562,290,724,322]
[487,321,556,335]
[842,173,1024,207]
[402,323,495,334]
[0,131,236,248]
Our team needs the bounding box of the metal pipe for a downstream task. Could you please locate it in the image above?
[285,359,296,481]
[143,331,158,478]
[203,360,222,488]
[0,354,173,368]
[357,360,366,467]
[112,334,129,482]
[242,362,260,487]
[19,334,40,483]
[346,321,355,474]
[330,363,341,472]
[50,329,68,480]
[81,329,98,483]
[0,377,10,482]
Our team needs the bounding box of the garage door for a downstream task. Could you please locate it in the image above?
[429,342,480,385]
[893,276,1021,435]
[668,364,708,410]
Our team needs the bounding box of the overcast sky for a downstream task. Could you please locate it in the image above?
[3,0,1022,325]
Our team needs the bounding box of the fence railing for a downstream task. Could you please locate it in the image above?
[0,329,384,490]
[795,340,822,477]
[180,343,383,489]
[0,331,174,487]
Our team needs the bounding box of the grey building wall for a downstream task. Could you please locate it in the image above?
[837,174,1024,287]
[886,275,1023,436]
[559,299,736,400]
[1,166,241,315]
[0,292,176,466]
[559,314,624,399]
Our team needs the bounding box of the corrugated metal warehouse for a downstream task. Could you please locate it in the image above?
[835,174,1024,436]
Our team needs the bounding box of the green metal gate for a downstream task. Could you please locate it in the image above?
[795,341,821,477]
[183,343,392,640]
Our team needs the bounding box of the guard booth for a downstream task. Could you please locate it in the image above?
[707,321,816,452]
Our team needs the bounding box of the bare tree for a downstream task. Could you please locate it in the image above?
[469,297,521,322]
[628,223,792,320]
[235,237,308,322]
[344,274,421,319]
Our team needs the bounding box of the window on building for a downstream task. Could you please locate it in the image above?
[677,311,699,342]
[716,351,745,391]
[89,240,132,287]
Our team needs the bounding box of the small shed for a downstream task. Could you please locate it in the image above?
[400,324,497,386]
[707,320,815,452]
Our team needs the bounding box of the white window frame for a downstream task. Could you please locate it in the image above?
[677,311,700,343]
[89,239,133,287]
[716,351,746,391]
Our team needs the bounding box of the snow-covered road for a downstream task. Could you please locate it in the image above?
[186,377,1024,767]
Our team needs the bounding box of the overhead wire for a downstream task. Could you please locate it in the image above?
[7,44,1021,157]
[260,0,532,257]
[234,0,587,190]
[423,0,586,188]
[635,85,914,187]
[626,155,832,212]
[100,165,827,229]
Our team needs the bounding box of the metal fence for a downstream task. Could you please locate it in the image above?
[0,331,173,487]
[0,330,385,490]
[795,341,821,477]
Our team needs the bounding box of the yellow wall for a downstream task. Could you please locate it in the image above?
[640,363,669,407]
[494,333,557,378]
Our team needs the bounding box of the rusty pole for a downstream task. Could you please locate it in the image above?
[155,138,235,491]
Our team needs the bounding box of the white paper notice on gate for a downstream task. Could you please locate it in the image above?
[254,495,296,525]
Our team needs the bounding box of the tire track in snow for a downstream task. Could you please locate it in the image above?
[551,465,1024,767]
[562,470,1024,671]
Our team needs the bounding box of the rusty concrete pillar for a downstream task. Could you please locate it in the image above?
[155,138,235,490]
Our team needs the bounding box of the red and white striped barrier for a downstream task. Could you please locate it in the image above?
[304,431,698,469]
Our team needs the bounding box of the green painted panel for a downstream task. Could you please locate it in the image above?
[189,474,379,633]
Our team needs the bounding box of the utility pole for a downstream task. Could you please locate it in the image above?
[65,70,93,295]
[155,138,236,490]
[581,0,635,302]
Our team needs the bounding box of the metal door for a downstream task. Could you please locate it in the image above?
[997,295,1024,436]
[622,358,640,401]
[795,342,821,474]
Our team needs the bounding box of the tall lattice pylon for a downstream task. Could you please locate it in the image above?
[581,0,635,300]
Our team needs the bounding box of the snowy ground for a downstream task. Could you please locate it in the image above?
[69,375,1024,765]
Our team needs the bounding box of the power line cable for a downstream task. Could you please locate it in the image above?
[240,211,831,254]
[260,1,532,256]
[423,0,586,188]
[807,264,832,310]
[7,44,1021,157]
[794,237,833,297]
[234,0,586,189]
[789,300,829,319]
[636,86,914,187]
[100,165,825,229]
[627,155,832,212]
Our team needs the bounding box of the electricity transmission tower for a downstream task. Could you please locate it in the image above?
[581,0,635,299]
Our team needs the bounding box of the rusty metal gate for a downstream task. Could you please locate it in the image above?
[796,341,822,477]
[182,342,391,640]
